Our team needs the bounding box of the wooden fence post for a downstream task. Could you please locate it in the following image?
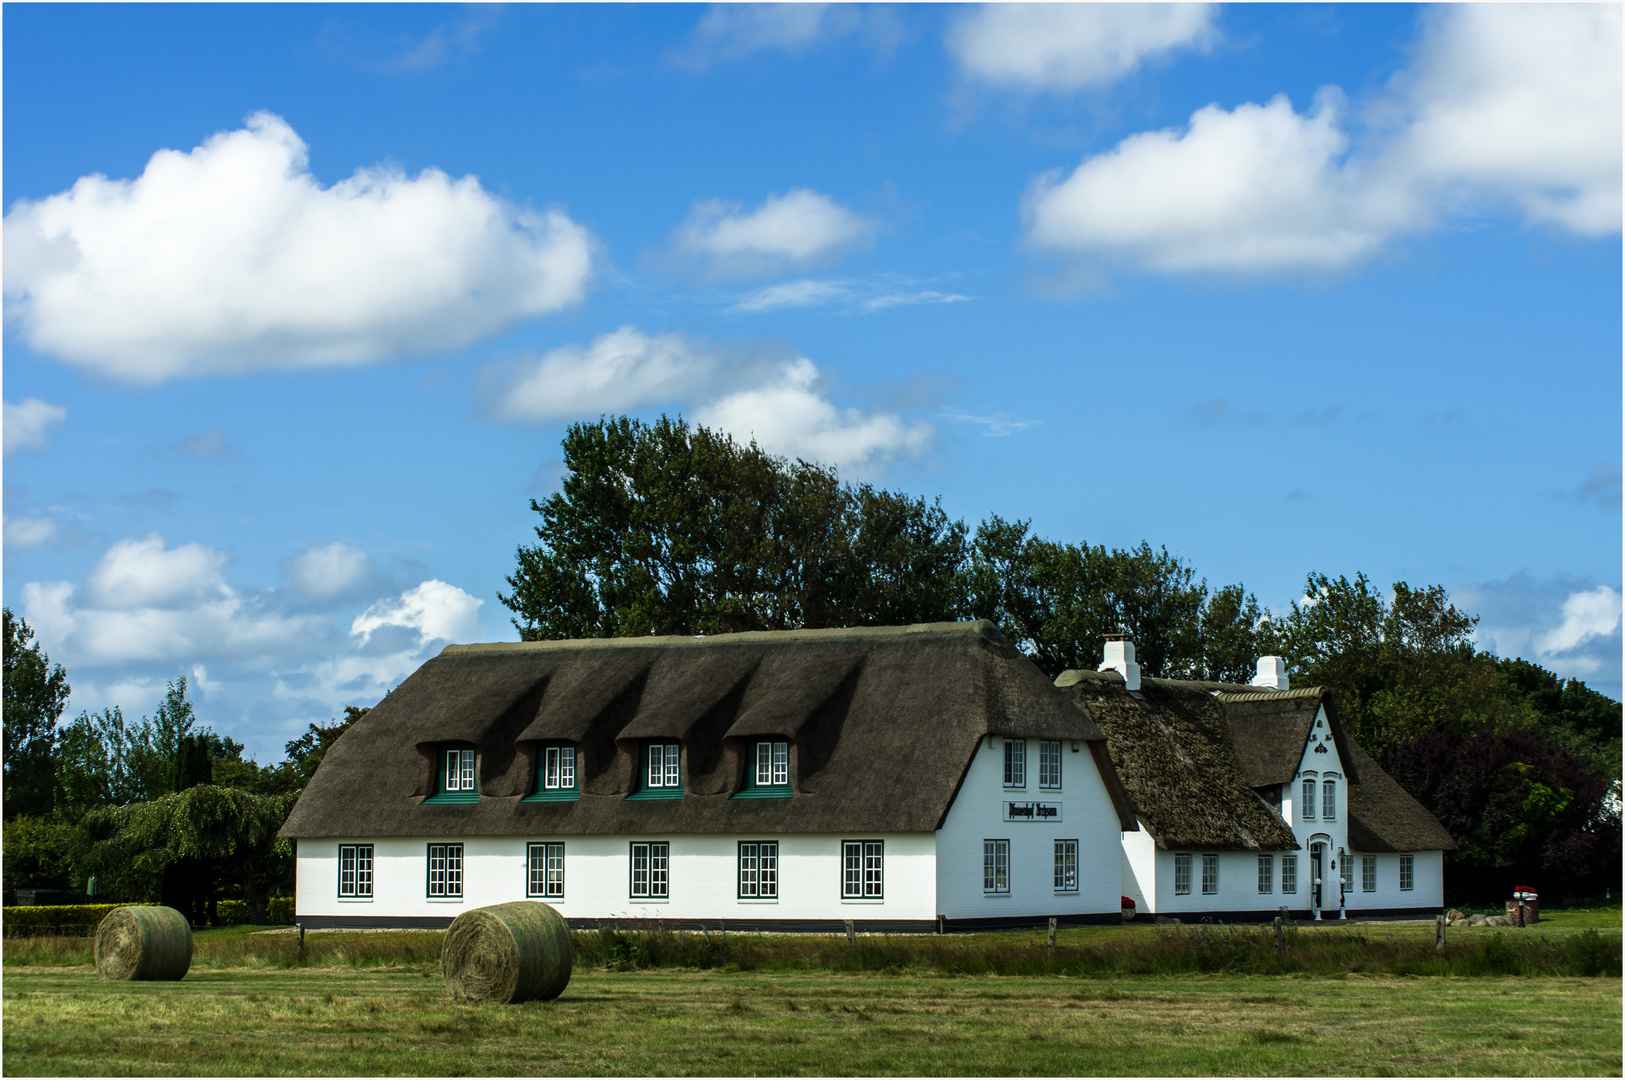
[844,919,855,945]
[296,922,305,961]
[1273,916,1283,957]
[1047,917,1057,959]
[1436,913,1446,951]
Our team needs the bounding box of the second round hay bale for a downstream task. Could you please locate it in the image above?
[95,905,193,981]
[442,901,574,1004]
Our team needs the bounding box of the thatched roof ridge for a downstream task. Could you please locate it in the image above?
[281,621,1134,840]
[1055,674,1300,852]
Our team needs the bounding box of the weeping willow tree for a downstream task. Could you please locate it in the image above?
[75,785,297,924]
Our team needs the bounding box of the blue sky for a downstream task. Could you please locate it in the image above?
[4,3,1620,763]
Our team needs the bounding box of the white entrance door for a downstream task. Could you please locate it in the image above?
[1310,842,1325,912]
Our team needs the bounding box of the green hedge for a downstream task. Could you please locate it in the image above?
[2,903,150,936]
[212,898,295,926]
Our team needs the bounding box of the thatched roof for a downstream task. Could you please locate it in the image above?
[1057,673,1454,853]
[1054,671,1300,852]
[281,621,1137,839]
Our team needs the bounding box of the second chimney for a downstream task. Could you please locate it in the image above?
[1251,656,1290,691]
[1099,633,1142,691]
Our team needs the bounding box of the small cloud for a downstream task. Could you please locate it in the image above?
[1533,585,1622,657]
[318,6,501,73]
[730,279,854,314]
[4,515,58,549]
[729,277,971,315]
[3,398,67,457]
[281,541,380,602]
[351,580,483,647]
[1186,398,1267,426]
[669,189,877,280]
[176,429,238,461]
[673,3,903,70]
[859,290,972,312]
[1569,463,1622,510]
[942,410,1039,437]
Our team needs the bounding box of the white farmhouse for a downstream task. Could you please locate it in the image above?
[1056,637,1456,921]
[280,621,1140,930]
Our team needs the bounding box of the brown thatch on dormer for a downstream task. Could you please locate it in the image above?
[1055,671,1300,852]
[280,620,1136,840]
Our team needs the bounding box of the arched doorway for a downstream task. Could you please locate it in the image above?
[1308,835,1332,918]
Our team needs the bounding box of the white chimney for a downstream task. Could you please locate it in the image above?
[1099,633,1141,691]
[1251,656,1290,691]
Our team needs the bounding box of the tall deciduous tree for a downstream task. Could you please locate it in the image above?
[3,609,71,819]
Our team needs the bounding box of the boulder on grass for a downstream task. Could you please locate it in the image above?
[1468,913,1489,927]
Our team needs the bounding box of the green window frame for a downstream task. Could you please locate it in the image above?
[734,739,793,799]
[424,743,479,804]
[524,743,580,802]
[1399,854,1414,891]
[1054,839,1079,893]
[427,843,463,897]
[626,742,683,800]
[1281,855,1297,894]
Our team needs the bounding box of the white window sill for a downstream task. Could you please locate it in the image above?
[841,898,884,904]
[337,897,374,903]
[982,891,1010,898]
[630,898,670,904]
[528,895,566,901]
[736,898,778,904]
[427,897,464,903]
[1055,890,1079,896]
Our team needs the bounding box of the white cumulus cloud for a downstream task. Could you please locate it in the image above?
[351,580,482,648]
[948,3,1217,92]
[85,534,232,610]
[282,541,379,601]
[3,397,67,456]
[672,188,876,279]
[696,357,932,477]
[1533,585,1623,657]
[492,327,732,423]
[1023,4,1620,276]
[4,515,58,549]
[3,111,596,382]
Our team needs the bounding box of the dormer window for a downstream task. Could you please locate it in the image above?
[425,743,478,804]
[628,741,682,800]
[524,743,579,803]
[735,739,792,799]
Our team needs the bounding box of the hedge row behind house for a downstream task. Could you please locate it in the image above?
[3,898,295,937]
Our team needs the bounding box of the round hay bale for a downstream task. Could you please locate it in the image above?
[95,905,193,981]
[442,901,574,1004]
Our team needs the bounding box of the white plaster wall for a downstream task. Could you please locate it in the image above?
[296,832,936,923]
[1345,849,1444,912]
[1287,705,1349,857]
[934,736,1122,919]
[1120,828,1156,912]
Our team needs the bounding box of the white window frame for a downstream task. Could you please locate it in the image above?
[842,840,883,899]
[444,748,476,792]
[526,842,565,898]
[1281,854,1297,895]
[1038,741,1062,790]
[1257,854,1273,894]
[1173,852,1192,895]
[338,843,373,899]
[755,741,789,787]
[1362,855,1376,893]
[1301,776,1317,821]
[1340,856,1354,893]
[646,743,681,789]
[1399,854,1414,892]
[630,841,670,899]
[983,839,1010,894]
[738,841,778,899]
[427,843,463,898]
[1003,739,1026,788]
[1201,854,1219,895]
[1322,778,1337,821]
[543,746,576,791]
[1054,839,1079,893]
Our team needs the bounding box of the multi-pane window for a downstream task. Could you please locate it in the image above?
[1281,855,1297,894]
[755,741,789,786]
[1038,741,1062,789]
[1257,854,1273,894]
[1322,779,1337,821]
[543,746,576,791]
[983,840,1010,894]
[1301,777,1316,820]
[1174,852,1192,895]
[1054,839,1079,893]
[738,842,778,899]
[1362,855,1377,892]
[445,748,476,792]
[1201,854,1219,895]
[427,843,463,898]
[1399,854,1414,892]
[1003,739,1026,788]
[338,844,373,898]
[842,840,883,898]
[646,743,681,789]
[1340,857,1354,894]
[527,842,565,898]
[630,841,670,899]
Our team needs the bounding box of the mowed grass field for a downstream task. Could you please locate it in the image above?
[4,915,1621,1076]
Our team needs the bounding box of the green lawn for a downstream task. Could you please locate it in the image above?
[4,964,1619,1076]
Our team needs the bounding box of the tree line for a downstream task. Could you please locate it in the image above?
[2,608,363,923]
[503,416,1621,903]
